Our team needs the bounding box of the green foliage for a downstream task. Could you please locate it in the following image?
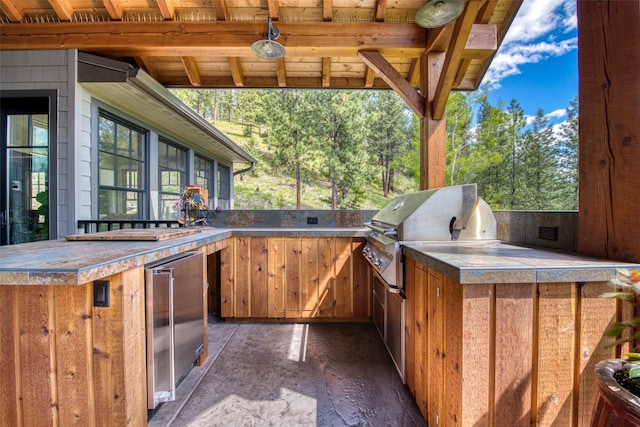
[366,91,414,197]
[601,270,640,371]
[171,87,580,211]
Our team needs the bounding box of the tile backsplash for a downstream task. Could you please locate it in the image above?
[204,209,579,252]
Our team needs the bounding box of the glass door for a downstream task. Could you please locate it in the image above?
[1,107,50,245]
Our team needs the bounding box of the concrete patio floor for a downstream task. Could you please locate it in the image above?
[149,317,427,426]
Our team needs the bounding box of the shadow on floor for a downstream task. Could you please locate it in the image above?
[150,317,427,427]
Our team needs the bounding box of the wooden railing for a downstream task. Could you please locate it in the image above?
[77,219,181,234]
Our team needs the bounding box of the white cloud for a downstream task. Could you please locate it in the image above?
[525,108,567,126]
[546,108,568,120]
[483,0,578,85]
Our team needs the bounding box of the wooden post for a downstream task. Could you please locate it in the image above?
[420,51,447,190]
[577,0,640,263]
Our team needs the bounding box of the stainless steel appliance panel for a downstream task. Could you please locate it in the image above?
[372,275,386,340]
[386,289,405,382]
[170,252,204,381]
[145,267,175,409]
[372,271,405,383]
[145,251,204,410]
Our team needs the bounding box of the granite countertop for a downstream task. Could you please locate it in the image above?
[0,228,368,286]
[2,228,637,286]
[403,240,640,285]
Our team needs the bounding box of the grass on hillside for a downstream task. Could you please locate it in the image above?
[214,121,417,210]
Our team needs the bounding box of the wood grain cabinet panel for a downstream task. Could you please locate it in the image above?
[0,268,147,427]
[403,257,621,427]
[221,236,370,320]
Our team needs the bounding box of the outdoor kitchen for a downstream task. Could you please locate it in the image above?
[1,1,639,426]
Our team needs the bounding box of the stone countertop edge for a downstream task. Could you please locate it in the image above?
[403,242,640,285]
[0,228,368,286]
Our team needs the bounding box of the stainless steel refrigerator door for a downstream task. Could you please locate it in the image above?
[386,289,406,383]
[168,251,204,382]
[145,267,175,409]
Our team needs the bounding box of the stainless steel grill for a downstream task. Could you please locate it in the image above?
[365,184,497,383]
[363,183,497,289]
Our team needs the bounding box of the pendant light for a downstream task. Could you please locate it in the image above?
[415,0,464,28]
[251,17,286,60]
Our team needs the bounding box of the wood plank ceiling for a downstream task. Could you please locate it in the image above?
[0,0,521,116]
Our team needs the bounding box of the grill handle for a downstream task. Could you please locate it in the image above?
[365,222,398,237]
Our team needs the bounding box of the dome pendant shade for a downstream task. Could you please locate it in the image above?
[251,40,286,60]
[251,17,286,60]
[415,0,464,28]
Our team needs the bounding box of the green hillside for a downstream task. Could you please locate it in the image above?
[215,121,410,210]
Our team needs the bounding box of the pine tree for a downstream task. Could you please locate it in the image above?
[557,98,579,209]
[265,90,318,208]
[314,91,369,209]
[521,109,560,209]
[445,92,474,186]
[365,91,413,197]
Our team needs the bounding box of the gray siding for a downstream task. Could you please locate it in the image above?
[0,50,76,238]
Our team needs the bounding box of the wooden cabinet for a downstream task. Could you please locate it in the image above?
[220,236,370,320]
[404,256,624,427]
[0,268,147,427]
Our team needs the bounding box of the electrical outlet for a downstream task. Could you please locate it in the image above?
[538,226,558,241]
[94,280,110,307]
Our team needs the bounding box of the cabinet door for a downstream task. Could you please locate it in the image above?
[427,270,444,427]
[250,237,269,318]
[300,238,319,317]
[317,237,335,317]
[414,262,428,418]
[267,237,286,318]
[284,238,302,318]
[404,257,416,396]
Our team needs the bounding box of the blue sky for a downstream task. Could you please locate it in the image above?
[482,0,578,125]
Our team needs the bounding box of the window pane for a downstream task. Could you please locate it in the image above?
[6,115,28,147]
[98,189,140,219]
[132,130,144,160]
[99,152,116,186]
[159,194,181,220]
[98,112,146,219]
[99,116,115,151]
[158,139,187,215]
[31,114,48,146]
[218,164,230,199]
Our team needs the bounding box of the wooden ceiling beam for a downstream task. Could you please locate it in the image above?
[180,56,202,86]
[463,23,497,58]
[276,58,286,87]
[102,0,124,21]
[478,0,499,23]
[134,56,160,81]
[228,57,244,87]
[268,0,279,20]
[164,75,396,89]
[432,0,482,119]
[323,0,332,21]
[48,0,74,21]
[0,0,25,22]
[155,0,175,20]
[364,66,375,88]
[0,21,426,54]
[358,50,425,119]
[211,0,227,21]
[375,0,388,22]
[322,57,331,87]
[453,58,472,87]
[407,58,420,87]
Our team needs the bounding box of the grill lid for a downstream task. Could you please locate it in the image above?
[368,184,496,241]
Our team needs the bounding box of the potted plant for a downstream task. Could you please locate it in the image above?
[174,187,208,227]
[592,269,640,426]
